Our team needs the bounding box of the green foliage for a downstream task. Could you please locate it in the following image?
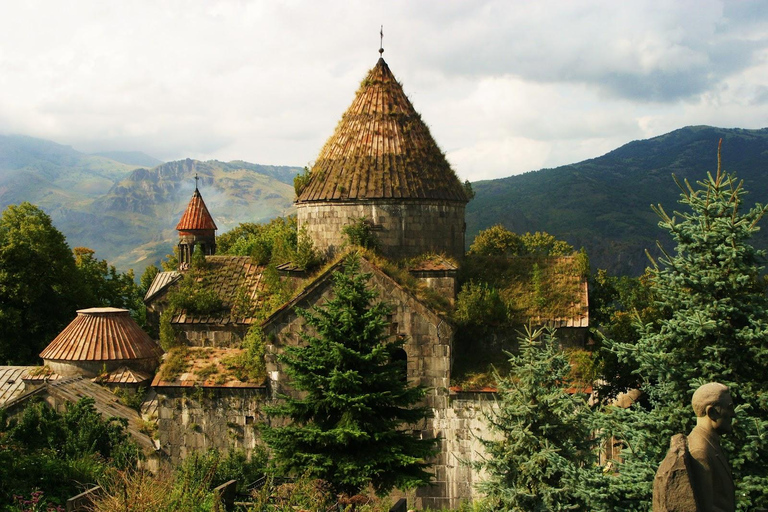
[606,150,768,510]
[293,166,312,197]
[139,264,160,294]
[454,281,507,327]
[218,217,297,265]
[217,216,320,271]
[161,248,179,271]
[166,269,224,317]
[468,224,521,256]
[73,247,147,327]
[190,243,208,270]
[341,218,379,251]
[220,326,267,383]
[589,269,660,400]
[158,308,178,350]
[519,231,574,257]
[468,225,573,258]
[176,448,268,493]
[0,398,137,508]
[475,327,603,511]
[0,203,82,364]
[263,255,437,495]
[158,346,189,381]
[463,179,476,201]
[294,225,320,270]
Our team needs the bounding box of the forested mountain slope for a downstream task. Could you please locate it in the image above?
[467,126,768,275]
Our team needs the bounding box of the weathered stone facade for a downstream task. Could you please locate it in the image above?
[420,391,500,509]
[154,386,267,463]
[262,258,454,400]
[297,200,466,261]
[261,257,500,508]
[175,324,248,347]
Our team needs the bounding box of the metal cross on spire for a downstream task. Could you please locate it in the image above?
[194,173,199,190]
[379,25,384,55]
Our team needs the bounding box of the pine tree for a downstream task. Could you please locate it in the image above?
[607,144,768,510]
[475,327,601,511]
[262,254,437,495]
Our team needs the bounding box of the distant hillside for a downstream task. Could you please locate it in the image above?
[467,126,768,275]
[0,135,301,275]
[0,135,139,208]
[91,150,164,168]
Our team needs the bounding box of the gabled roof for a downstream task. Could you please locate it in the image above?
[297,58,468,203]
[171,256,265,325]
[144,271,181,303]
[36,377,156,451]
[262,253,450,330]
[94,366,153,385]
[176,189,217,231]
[0,366,36,407]
[40,308,163,362]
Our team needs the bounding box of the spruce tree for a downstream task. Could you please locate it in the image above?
[263,254,437,495]
[608,145,768,511]
[475,327,601,511]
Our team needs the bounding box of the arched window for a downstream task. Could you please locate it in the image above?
[392,348,408,383]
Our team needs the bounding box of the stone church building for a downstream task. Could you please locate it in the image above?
[141,53,589,508]
[0,52,588,510]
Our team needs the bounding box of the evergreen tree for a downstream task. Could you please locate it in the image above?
[475,327,601,511]
[607,145,768,510]
[263,255,437,495]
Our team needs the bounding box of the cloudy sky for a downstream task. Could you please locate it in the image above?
[1,1,766,182]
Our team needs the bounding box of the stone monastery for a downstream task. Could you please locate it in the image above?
[0,54,589,509]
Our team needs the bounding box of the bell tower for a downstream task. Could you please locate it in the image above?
[176,178,217,269]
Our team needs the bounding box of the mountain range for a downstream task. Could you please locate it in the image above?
[0,135,300,275]
[466,126,768,275]
[1,126,767,277]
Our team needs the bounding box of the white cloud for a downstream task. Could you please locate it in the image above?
[0,0,766,181]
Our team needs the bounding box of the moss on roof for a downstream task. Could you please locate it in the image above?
[297,58,468,203]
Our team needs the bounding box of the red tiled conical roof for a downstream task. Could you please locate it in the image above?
[40,308,163,362]
[176,189,217,231]
[297,58,468,203]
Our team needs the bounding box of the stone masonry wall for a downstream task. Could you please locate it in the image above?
[155,386,267,464]
[418,392,500,509]
[176,324,248,347]
[297,200,466,261]
[263,259,454,403]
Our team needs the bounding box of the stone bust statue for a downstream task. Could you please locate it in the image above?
[687,382,735,512]
[653,382,735,512]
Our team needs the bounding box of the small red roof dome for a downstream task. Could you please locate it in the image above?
[176,189,217,231]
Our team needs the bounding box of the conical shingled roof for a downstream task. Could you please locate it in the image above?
[176,189,217,231]
[297,58,468,203]
[40,308,163,362]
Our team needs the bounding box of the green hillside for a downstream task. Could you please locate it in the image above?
[0,135,139,209]
[467,126,768,275]
[0,135,301,275]
[59,159,299,274]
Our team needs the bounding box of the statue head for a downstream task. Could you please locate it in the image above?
[692,382,734,435]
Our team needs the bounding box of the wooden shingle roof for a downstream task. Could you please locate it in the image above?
[297,58,468,203]
[40,308,163,362]
[176,189,217,231]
